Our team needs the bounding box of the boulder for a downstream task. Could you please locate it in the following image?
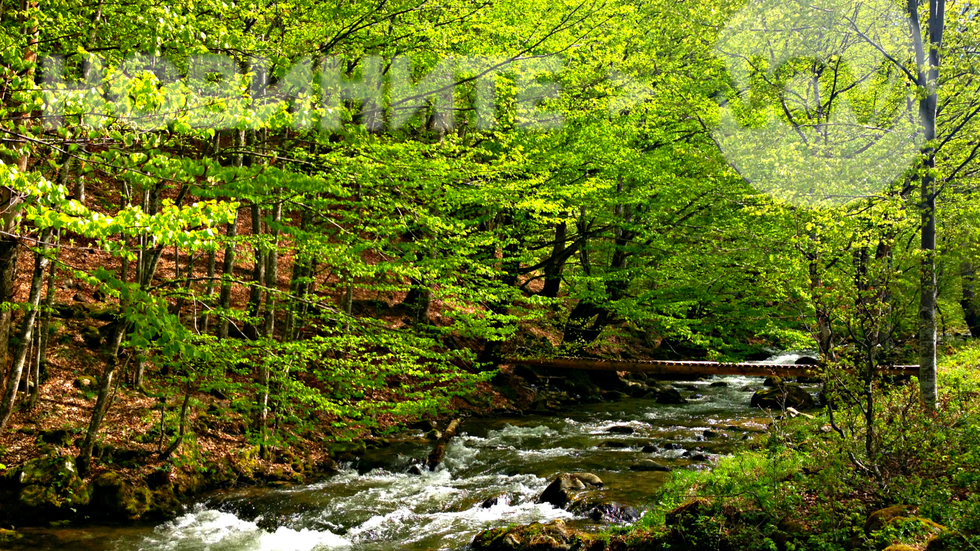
[709,381,729,388]
[481,494,509,508]
[90,472,153,520]
[751,384,816,410]
[630,459,671,472]
[15,455,90,519]
[641,444,661,453]
[73,375,97,389]
[606,425,635,434]
[865,505,917,534]
[472,519,588,551]
[537,473,603,508]
[656,388,688,405]
[588,503,640,523]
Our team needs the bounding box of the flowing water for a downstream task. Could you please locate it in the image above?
[11,353,812,551]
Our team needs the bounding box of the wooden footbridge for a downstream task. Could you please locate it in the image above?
[507,357,920,378]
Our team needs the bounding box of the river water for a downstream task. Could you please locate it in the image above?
[13,353,808,551]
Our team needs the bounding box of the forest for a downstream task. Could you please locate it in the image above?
[0,0,979,549]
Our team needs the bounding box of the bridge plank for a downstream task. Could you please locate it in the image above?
[509,357,920,378]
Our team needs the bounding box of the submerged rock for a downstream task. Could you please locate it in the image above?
[630,459,671,472]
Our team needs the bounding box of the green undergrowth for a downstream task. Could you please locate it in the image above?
[619,344,980,551]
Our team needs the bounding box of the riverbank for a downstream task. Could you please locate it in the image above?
[473,344,980,551]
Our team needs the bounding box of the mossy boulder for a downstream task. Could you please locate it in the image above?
[865,506,917,534]
[472,519,598,551]
[15,455,90,518]
[882,545,916,551]
[73,375,97,389]
[0,529,22,544]
[37,428,74,446]
[750,384,816,410]
[90,472,153,520]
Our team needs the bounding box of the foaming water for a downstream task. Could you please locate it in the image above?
[12,374,780,551]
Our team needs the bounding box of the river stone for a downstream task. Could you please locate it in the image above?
[481,494,509,508]
[641,444,661,453]
[472,519,581,551]
[751,384,816,410]
[588,503,640,523]
[600,441,630,448]
[537,473,603,508]
[656,388,688,405]
[606,425,635,434]
[703,430,723,438]
[664,443,684,450]
[709,381,729,388]
[630,459,671,472]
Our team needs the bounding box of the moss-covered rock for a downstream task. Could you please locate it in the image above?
[865,506,917,534]
[471,519,602,551]
[90,472,152,520]
[16,455,90,519]
[750,384,816,410]
[882,545,916,551]
[0,529,22,544]
[73,375,97,389]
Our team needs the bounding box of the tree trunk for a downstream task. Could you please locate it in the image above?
[541,221,567,298]
[0,230,52,430]
[246,202,266,339]
[0,0,37,381]
[31,231,58,410]
[961,261,980,337]
[76,324,127,478]
[218,130,246,339]
[909,0,945,410]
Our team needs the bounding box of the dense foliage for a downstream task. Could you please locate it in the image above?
[0,0,978,492]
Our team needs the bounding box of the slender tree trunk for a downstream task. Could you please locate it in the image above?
[255,202,280,436]
[246,202,266,338]
[159,386,192,460]
[909,0,945,410]
[284,208,312,341]
[0,229,52,430]
[77,324,126,477]
[203,250,216,334]
[218,130,246,339]
[961,261,980,337]
[0,0,38,378]
[31,231,58,409]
